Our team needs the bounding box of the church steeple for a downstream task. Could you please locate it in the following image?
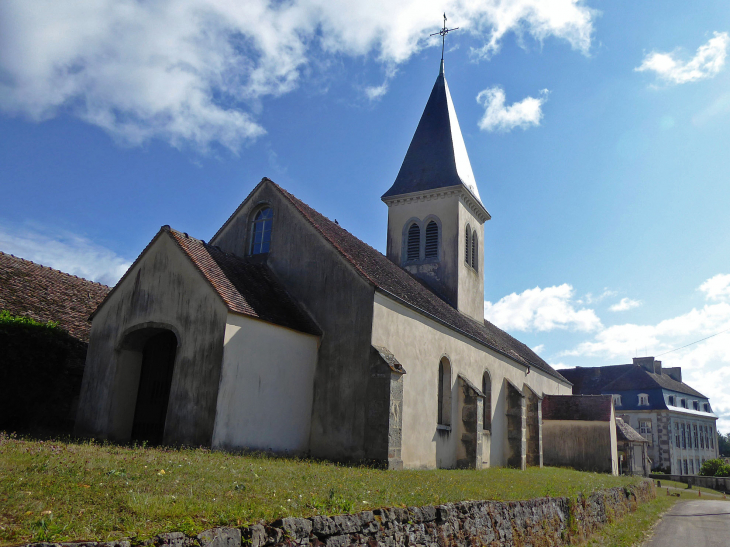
[382,58,490,322]
[381,62,485,208]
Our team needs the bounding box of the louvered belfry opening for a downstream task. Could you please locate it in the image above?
[464,224,471,265]
[131,331,177,445]
[407,223,420,261]
[425,221,438,259]
[471,231,478,271]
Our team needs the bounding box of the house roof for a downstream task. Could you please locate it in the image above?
[560,364,706,399]
[381,63,485,209]
[92,227,320,336]
[615,418,648,443]
[542,395,613,421]
[271,180,567,383]
[0,251,110,342]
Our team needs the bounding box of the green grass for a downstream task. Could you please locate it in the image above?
[656,479,726,495]
[0,433,643,545]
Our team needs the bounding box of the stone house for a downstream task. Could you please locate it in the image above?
[560,357,719,475]
[75,61,573,469]
[615,417,650,476]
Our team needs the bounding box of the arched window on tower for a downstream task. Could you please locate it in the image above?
[425,221,438,259]
[482,370,492,432]
[465,224,471,266]
[471,230,478,271]
[406,223,420,261]
[438,357,452,426]
[250,207,273,255]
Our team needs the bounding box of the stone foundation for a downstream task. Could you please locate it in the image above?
[25,481,654,547]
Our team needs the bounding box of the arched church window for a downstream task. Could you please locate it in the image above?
[425,221,438,259]
[250,207,273,255]
[406,223,420,261]
[482,370,492,432]
[471,230,478,271]
[438,357,451,426]
[465,224,471,265]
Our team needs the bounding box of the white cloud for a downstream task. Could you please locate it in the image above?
[699,273,730,301]
[532,344,545,354]
[484,283,602,332]
[476,87,549,132]
[0,223,130,286]
[609,297,642,312]
[635,31,730,85]
[578,289,616,305]
[0,0,595,151]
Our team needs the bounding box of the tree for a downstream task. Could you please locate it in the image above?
[718,431,730,457]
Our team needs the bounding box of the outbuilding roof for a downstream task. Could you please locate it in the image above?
[0,251,110,342]
[271,180,566,383]
[542,395,613,421]
[615,418,648,443]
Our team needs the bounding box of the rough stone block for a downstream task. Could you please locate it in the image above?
[243,525,267,547]
[274,518,313,540]
[197,527,242,547]
[156,532,191,547]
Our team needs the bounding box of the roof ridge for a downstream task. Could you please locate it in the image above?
[0,250,111,288]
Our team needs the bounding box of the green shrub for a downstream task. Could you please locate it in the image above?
[715,463,730,477]
[699,459,726,477]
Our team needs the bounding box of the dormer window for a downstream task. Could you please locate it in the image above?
[692,400,699,411]
[406,223,420,261]
[668,395,675,406]
[250,206,273,255]
[681,398,687,408]
[638,393,649,406]
[612,394,622,407]
[703,403,710,412]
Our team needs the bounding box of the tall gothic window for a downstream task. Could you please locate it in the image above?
[425,221,438,259]
[471,230,478,271]
[482,370,492,432]
[437,357,451,426]
[406,223,420,261]
[465,224,471,265]
[250,207,273,255]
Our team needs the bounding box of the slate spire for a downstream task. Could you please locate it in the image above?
[382,62,482,205]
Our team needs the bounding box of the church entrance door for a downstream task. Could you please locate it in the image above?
[131,331,177,445]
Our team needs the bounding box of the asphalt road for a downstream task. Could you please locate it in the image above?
[645,500,730,547]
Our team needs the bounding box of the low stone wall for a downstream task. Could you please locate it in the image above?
[27,481,654,547]
[651,473,730,493]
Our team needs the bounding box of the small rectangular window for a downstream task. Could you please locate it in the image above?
[668,395,675,406]
[693,400,699,410]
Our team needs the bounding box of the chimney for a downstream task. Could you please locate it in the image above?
[665,366,682,383]
[654,360,662,375]
[633,356,655,372]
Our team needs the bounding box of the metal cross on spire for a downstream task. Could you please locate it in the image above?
[430,13,459,63]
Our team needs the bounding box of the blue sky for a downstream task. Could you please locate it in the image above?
[1,0,729,431]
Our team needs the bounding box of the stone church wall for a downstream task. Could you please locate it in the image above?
[370,293,572,469]
[211,182,380,463]
[75,233,228,446]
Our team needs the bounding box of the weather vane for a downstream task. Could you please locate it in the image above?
[430,13,459,62]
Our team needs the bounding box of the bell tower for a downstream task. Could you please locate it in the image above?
[382,60,490,322]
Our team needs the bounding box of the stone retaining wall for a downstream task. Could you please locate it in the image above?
[27,481,654,547]
[651,473,730,493]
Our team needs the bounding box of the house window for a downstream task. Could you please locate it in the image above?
[639,420,653,445]
[406,223,420,262]
[638,393,649,406]
[675,422,680,448]
[710,426,714,449]
[683,459,688,475]
[696,458,701,473]
[612,394,622,407]
[693,400,699,411]
[464,224,471,266]
[668,395,675,406]
[693,424,698,449]
[703,403,710,412]
[689,460,694,474]
[700,427,705,449]
[482,370,492,432]
[681,423,686,449]
[681,398,687,408]
[437,357,452,426]
[424,221,438,259]
[250,207,273,255]
[471,230,478,271]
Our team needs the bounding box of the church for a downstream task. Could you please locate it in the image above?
[75,60,572,470]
